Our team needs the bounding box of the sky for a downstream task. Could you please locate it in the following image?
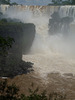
[10,0,52,5]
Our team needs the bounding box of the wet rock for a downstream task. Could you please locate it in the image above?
[0,21,35,77]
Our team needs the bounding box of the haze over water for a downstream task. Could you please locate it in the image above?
[21,6,75,79]
[2,5,75,79]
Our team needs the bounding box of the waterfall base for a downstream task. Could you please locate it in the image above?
[23,54,75,80]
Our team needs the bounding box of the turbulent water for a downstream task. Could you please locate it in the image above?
[21,6,75,79]
[1,5,75,79]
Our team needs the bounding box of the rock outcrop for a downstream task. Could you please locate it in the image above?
[0,21,35,77]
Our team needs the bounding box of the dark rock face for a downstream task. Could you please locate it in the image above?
[0,22,35,77]
[48,12,60,34]
[48,11,73,35]
[22,24,35,54]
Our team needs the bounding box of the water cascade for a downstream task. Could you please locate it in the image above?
[1,5,75,79]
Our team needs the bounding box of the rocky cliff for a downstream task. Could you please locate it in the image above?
[0,21,35,77]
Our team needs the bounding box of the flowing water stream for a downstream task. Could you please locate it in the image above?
[1,5,75,80]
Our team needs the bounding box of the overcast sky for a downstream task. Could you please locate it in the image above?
[10,0,52,5]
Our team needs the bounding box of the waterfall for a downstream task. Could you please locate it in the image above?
[1,5,75,79]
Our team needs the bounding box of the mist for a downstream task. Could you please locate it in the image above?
[2,5,75,78]
[4,6,75,56]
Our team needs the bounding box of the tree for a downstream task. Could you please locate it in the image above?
[0,0,10,4]
[71,0,75,4]
[0,35,14,73]
[51,0,75,5]
[52,0,62,4]
[0,36,14,56]
[0,80,66,100]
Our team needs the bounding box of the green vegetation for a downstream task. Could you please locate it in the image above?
[50,0,75,5]
[0,18,35,77]
[0,35,14,56]
[0,80,66,100]
[71,0,75,4]
[0,18,23,57]
[0,0,10,4]
[0,80,19,100]
[0,0,18,5]
[11,2,18,5]
[51,0,62,5]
